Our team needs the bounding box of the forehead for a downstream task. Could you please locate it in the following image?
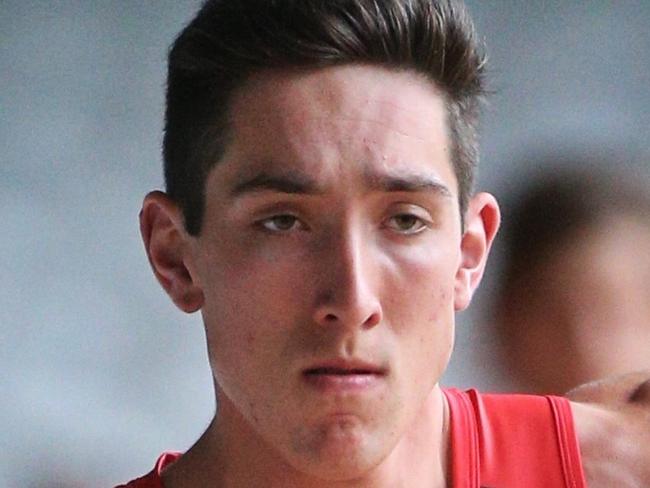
[220,64,454,193]
[232,64,446,127]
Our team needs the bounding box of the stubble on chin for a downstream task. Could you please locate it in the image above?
[286,414,392,481]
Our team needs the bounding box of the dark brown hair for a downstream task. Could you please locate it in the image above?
[164,0,487,234]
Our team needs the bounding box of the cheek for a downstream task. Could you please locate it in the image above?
[197,244,307,374]
[385,245,458,373]
[387,239,459,316]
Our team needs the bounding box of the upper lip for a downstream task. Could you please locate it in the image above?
[302,358,387,376]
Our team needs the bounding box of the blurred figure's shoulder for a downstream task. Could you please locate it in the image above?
[567,370,650,406]
[568,371,650,488]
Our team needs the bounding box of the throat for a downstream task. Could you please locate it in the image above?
[162,386,450,488]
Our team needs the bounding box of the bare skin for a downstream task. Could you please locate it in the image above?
[570,371,650,488]
[161,386,451,488]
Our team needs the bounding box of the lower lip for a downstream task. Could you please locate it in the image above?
[302,373,384,393]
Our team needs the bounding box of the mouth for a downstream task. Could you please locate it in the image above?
[304,367,381,375]
[301,361,387,393]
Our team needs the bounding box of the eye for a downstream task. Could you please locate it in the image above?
[259,214,304,232]
[385,213,429,234]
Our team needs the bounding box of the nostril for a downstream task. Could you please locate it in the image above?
[364,311,381,328]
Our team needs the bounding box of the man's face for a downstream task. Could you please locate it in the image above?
[187,65,467,478]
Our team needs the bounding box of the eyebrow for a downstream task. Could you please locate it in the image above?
[230,172,323,197]
[366,172,453,197]
[229,168,453,198]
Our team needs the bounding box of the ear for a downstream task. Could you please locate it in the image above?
[139,191,204,313]
[454,192,501,311]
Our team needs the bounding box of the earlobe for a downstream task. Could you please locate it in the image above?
[454,192,500,311]
[140,191,204,313]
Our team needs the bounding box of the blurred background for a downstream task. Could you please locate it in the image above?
[2,1,649,485]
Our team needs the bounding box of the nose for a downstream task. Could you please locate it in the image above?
[312,228,383,330]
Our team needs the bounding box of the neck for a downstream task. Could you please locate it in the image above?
[162,386,450,488]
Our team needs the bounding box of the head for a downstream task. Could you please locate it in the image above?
[494,163,650,394]
[163,0,487,236]
[141,0,499,482]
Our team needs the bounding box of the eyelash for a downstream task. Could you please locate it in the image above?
[383,213,430,235]
[257,214,306,233]
[256,212,431,235]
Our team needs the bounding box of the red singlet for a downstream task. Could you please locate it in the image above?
[445,388,587,487]
[118,389,587,487]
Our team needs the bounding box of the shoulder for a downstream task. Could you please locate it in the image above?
[567,370,650,405]
[568,371,650,488]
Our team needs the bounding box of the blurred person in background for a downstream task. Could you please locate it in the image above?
[493,162,650,395]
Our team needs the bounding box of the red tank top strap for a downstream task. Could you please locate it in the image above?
[443,388,586,488]
[117,452,181,488]
[548,396,588,488]
[444,388,480,488]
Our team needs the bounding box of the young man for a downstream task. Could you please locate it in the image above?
[121,0,650,486]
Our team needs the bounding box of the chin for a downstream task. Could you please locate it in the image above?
[286,417,391,481]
